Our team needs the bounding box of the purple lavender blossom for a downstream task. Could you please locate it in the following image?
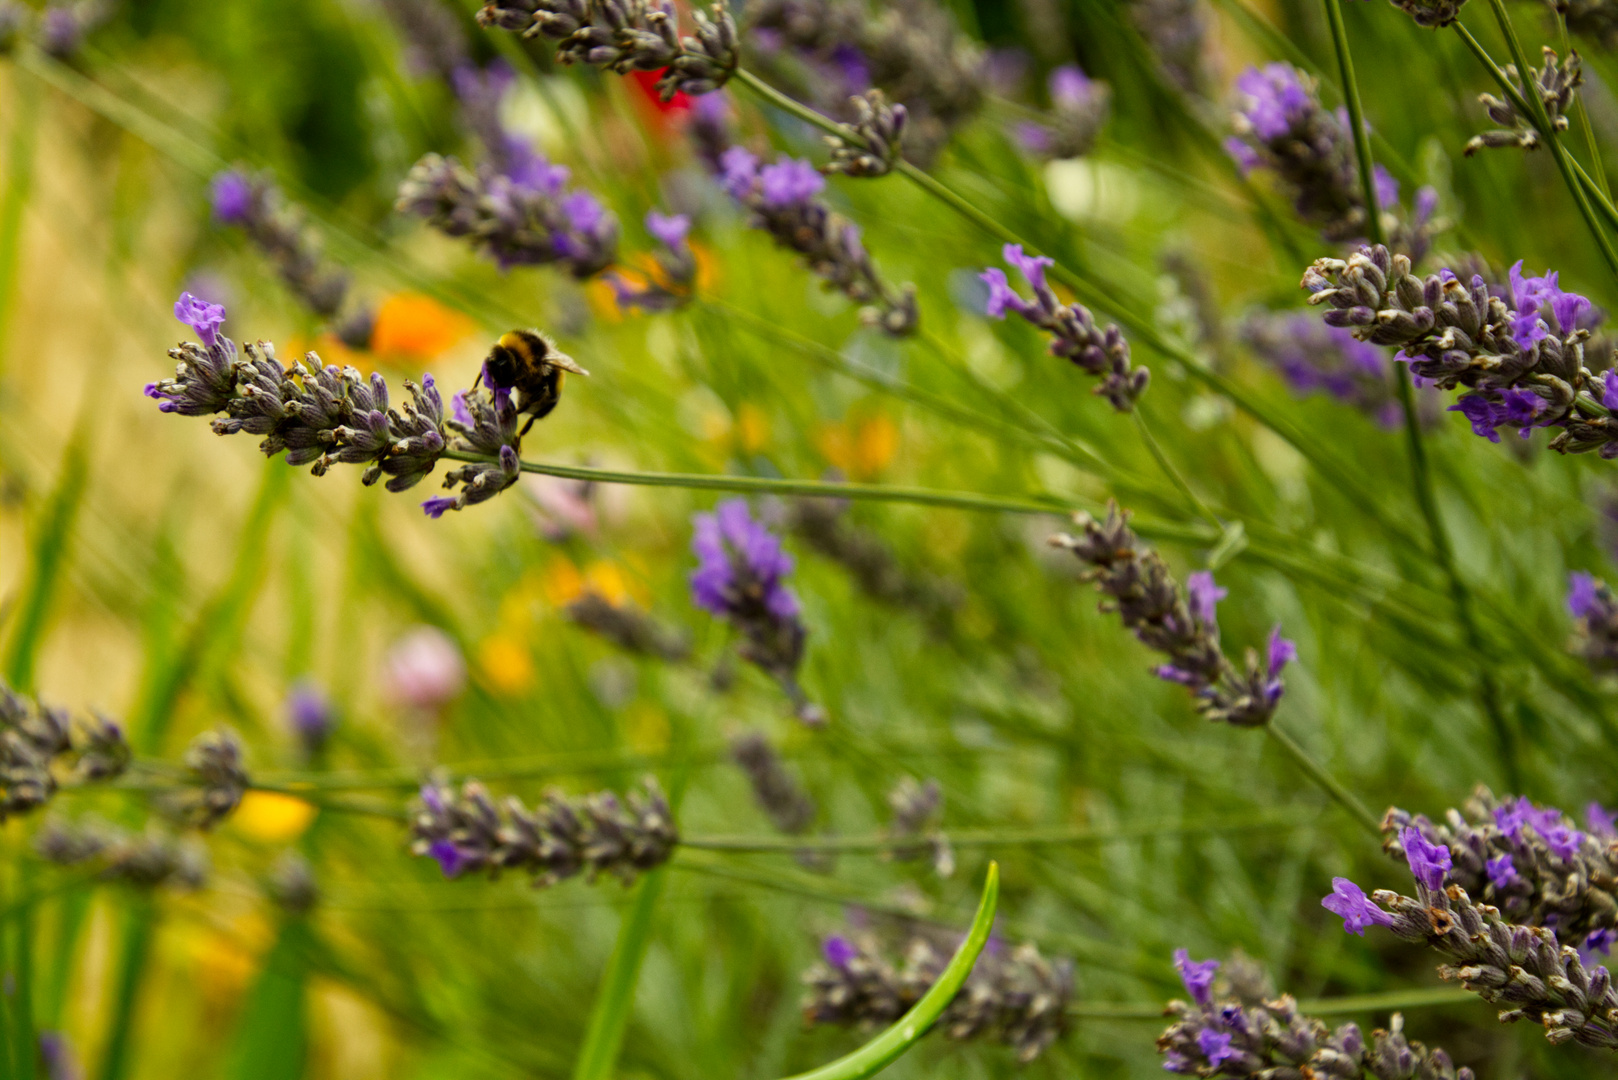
[1322,876,1394,935]
[1185,571,1226,627]
[1172,948,1218,1007]
[1401,825,1452,890]
[210,170,254,225]
[823,935,858,968]
[979,244,1148,411]
[284,678,334,755]
[690,500,819,722]
[1588,802,1618,836]
[646,211,691,249]
[174,292,226,350]
[1486,853,1517,889]
[1196,1029,1240,1066]
[1230,65,1434,259]
[759,158,826,208]
[1235,63,1311,141]
[426,838,474,878]
[1263,626,1297,706]
[1243,310,1441,431]
[1568,573,1618,671]
[1015,64,1111,159]
[711,149,916,334]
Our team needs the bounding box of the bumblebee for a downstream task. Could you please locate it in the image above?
[479,329,589,436]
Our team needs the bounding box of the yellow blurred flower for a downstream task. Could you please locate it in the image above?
[369,294,474,360]
[543,555,586,606]
[478,634,534,696]
[586,277,627,323]
[232,791,318,843]
[855,413,898,476]
[623,702,669,753]
[816,414,898,479]
[736,403,770,453]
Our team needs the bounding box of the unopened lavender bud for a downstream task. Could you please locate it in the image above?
[410,775,677,887]
[802,926,1072,1061]
[885,776,952,876]
[37,818,208,890]
[178,729,249,830]
[1466,48,1580,155]
[729,731,816,833]
[824,90,907,177]
[565,592,692,661]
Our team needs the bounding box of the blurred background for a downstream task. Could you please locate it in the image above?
[4,0,1618,1076]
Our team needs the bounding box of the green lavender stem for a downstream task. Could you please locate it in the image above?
[1318,0,1518,789]
[1263,722,1381,837]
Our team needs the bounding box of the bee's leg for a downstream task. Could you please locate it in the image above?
[520,415,538,437]
[472,366,485,390]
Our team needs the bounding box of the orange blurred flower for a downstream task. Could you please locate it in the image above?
[816,414,899,479]
[369,294,474,360]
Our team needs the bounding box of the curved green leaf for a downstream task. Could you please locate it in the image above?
[779,862,999,1080]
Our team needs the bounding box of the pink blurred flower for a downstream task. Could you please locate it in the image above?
[384,626,466,711]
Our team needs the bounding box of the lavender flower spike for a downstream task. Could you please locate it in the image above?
[410,776,677,887]
[1383,787,1618,946]
[1303,245,1616,456]
[1569,571,1618,672]
[1228,64,1434,260]
[979,245,1148,411]
[717,150,917,336]
[802,925,1072,1062]
[147,294,535,517]
[1051,502,1295,726]
[1014,64,1111,161]
[1172,948,1218,1006]
[396,153,618,278]
[691,499,822,723]
[1159,953,1473,1077]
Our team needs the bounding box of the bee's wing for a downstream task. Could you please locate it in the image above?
[549,351,589,377]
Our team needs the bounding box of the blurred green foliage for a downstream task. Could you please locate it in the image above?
[4,0,1618,1076]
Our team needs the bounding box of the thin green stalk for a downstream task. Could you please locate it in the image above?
[1318,0,1384,247]
[1481,0,1618,279]
[1559,13,1609,197]
[1063,986,1473,1020]
[1262,722,1381,836]
[1131,409,1219,528]
[570,871,665,1080]
[1319,2,1517,787]
[678,813,1299,853]
[777,864,997,1080]
[2,409,92,692]
[96,901,155,1080]
[0,68,40,376]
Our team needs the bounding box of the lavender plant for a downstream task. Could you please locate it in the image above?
[690,498,823,724]
[410,776,677,886]
[802,925,1072,1061]
[145,293,531,517]
[1568,571,1618,672]
[0,680,128,819]
[730,730,817,834]
[564,591,692,660]
[1241,309,1438,429]
[1226,64,1435,260]
[37,819,208,890]
[1013,65,1111,161]
[1159,951,1475,1076]
[396,152,618,277]
[743,0,984,162]
[979,245,1149,411]
[717,148,918,335]
[1050,502,1296,726]
[1302,245,1618,453]
[884,776,952,876]
[1324,820,1618,1051]
[474,0,738,100]
[1380,788,1618,948]
[210,169,373,346]
[1465,47,1583,155]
